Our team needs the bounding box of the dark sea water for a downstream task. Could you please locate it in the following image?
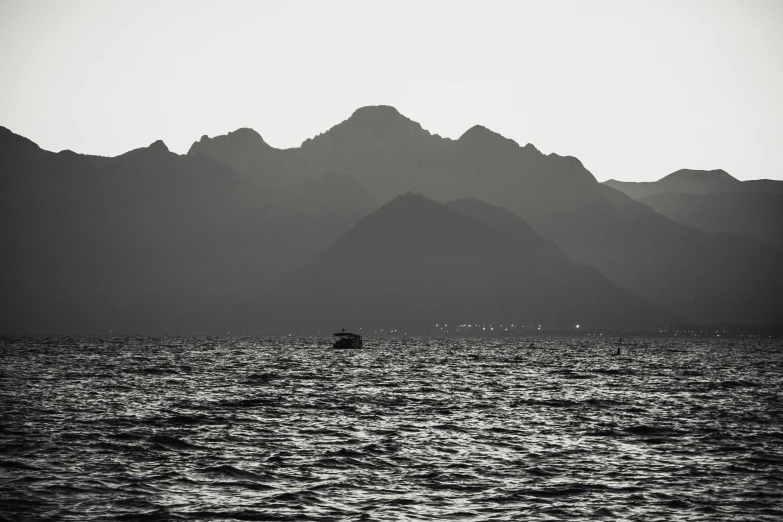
[1,336,782,521]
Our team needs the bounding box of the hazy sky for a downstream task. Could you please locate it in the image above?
[1,0,781,181]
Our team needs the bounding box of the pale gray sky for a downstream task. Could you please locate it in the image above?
[1,0,781,181]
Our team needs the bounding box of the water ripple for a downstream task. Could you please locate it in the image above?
[1,336,781,520]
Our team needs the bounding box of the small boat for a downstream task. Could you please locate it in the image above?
[333,329,363,349]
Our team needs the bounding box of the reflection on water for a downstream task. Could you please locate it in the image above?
[1,336,782,520]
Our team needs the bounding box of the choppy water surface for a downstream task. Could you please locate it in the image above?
[1,336,782,521]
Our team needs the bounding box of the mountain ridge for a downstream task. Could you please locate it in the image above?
[2,108,781,332]
[604,167,783,246]
[604,168,783,199]
[259,193,674,333]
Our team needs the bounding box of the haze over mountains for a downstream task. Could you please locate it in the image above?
[0,127,376,333]
[1,106,781,334]
[259,194,674,334]
[605,170,783,247]
[605,169,783,199]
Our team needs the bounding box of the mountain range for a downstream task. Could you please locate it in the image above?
[192,106,782,325]
[604,168,783,199]
[254,194,674,334]
[604,170,783,246]
[1,107,781,333]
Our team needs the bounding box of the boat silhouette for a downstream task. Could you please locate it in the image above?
[333,329,363,349]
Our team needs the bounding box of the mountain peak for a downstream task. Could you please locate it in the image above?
[459,124,493,138]
[0,126,46,167]
[188,127,270,157]
[353,192,469,237]
[350,105,403,119]
[662,168,738,184]
[301,105,433,149]
[604,168,743,199]
[343,105,424,132]
[381,191,434,210]
[112,139,172,162]
[0,126,42,151]
[285,191,673,332]
[148,140,169,152]
[459,124,519,148]
[652,168,741,195]
[225,127,268,146]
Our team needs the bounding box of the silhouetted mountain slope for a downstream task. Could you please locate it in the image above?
[302,105,437,151]
[445,198,566,267]
[187,125,382,234]
[605,168,783,199]
[743,179,783,194]
[187,127,282,186]
[261,194,674,333]
[1,125,49,170]
[199,107,783,323]
[637,192,783,246]
[2,135,263,333]
[191,107,782,325]
[564,185,782,325]
[0,128,379,333]
[5,103,782,333]
[190,106,599,223]
[605,167,783,247]
[295,105,453,198]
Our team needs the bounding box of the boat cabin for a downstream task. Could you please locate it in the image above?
[333,330,363,349]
